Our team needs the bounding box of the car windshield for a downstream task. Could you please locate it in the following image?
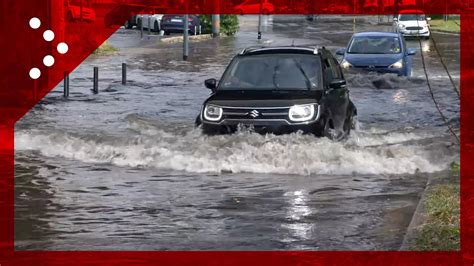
[219,54,322,90]
[399,14,426,21]
[347,36,401,54]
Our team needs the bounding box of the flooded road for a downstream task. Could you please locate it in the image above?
[14,15,459,250]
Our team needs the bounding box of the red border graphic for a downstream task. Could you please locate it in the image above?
[0,0,471,265]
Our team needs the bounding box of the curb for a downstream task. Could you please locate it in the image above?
[398,175,431,250]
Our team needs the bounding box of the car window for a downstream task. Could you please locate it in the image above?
[399,14,426,21]
[330,58,342,79]
[347,36,401,54]
[324,58,342,82]
[219,54,322,90]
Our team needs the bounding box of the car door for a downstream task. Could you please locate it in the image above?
[324,56,351,132]
[400,35,412,76]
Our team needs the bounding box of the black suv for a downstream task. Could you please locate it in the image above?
[195,46,357,140]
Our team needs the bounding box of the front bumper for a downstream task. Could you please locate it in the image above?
[345,67,404,76]
[399,29,430,37]
[201,122,321,135]
[200,104,321,134]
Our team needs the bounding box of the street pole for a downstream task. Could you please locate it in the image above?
[140,16,144,39]
[148,16,151,36]
[183,14,189,61]
[353,17,356,33]
[258,0,263,40]
[212,15,220,37]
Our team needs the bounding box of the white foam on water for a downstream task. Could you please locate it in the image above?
[15,125,454,176]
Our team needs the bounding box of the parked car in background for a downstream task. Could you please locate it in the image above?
[64,0,96,23]
[393,10,431,39]
[160,15,201,35]
[136,14,164,32]
[124,15,138,29]
[336,32,416,76]
[196,46,357,140]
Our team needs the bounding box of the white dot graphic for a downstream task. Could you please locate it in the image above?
[43,30,55,42]
[29,68,41,79]
[57,42,69,54]
[43,55,55,67]
[29,17,41,29]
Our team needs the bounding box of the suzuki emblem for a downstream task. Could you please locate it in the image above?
[249,110,260,118]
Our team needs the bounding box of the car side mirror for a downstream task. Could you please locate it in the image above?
[427,17,431,21]
[329,79,347,89]
[393,17,398,21]
[204,78,217,91]
[407,49,416,56]
[335,49,346,56]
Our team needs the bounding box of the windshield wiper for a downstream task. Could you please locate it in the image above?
[292,59,312,90]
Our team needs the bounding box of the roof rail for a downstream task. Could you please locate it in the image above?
[239,46,267,55]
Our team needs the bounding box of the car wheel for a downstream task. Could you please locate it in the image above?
[340,116,351,139]
[351,114,359,131]
[195,115,202,128]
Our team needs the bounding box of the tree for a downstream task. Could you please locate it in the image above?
[199,15,239,36]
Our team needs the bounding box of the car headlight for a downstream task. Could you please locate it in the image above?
[389,59,403,69]
[341,59,353,69]
[203,105,223,121]
[289,104,315,122]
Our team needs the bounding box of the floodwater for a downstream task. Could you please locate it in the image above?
[14,15,460,250]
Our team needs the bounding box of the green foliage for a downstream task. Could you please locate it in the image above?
[199,15,239,36]
[413,184,460,251]
[93,41,118,55]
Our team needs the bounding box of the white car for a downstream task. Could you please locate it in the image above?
[136,14,163,32]
[393,10,431,39]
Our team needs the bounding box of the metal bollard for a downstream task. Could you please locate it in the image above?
[93,67,98,94]
[64,72,69,98]
[122,63,127,85]
[199,25,202,35]
[194,25,197,35]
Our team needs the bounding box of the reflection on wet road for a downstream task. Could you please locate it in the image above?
[15,15,459,250]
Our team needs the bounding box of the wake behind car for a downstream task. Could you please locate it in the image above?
[195,46,357,140]
[336,32,416,76]
[393,10,431,39]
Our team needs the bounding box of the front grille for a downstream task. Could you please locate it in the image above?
[222,107,290,120]
[406,26,423,30]
[354,65,387,69]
